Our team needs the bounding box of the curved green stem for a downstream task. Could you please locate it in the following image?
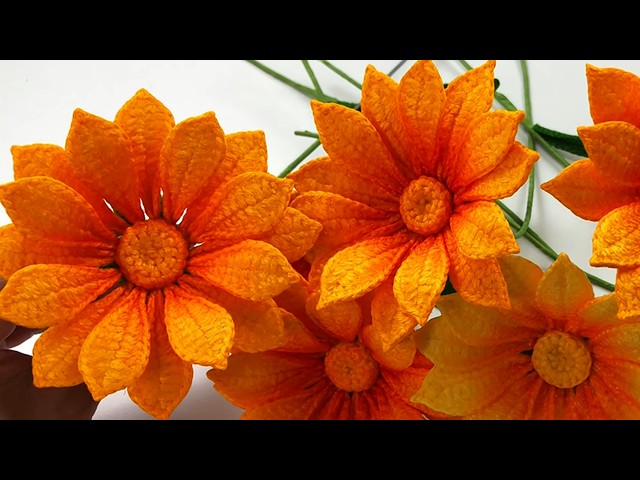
[514,60,535,239]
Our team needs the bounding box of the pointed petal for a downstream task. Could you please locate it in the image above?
[450,201,519,260]
[578,293,620,335]
[592,203,640,267]
[256,207,322,263]
[32,288,124,388]
[0,176,116,244]
[65,108,143,224]
[370,277,419,350]
[306,290,362,343]
[114,89,175,218]
[78,288,150,400]
[311,100,406,195]
[498,255,548,329]
[362,324,416,371]
[128,291,193,420]
[164,285,234,369]
[397,60,445,176]
[541,159,640,222]
[579,121,640,186]
[11,144,58,179]
[592,322,640,364]
[393,235,449,324]
[535,253,594,328]
[457,141,539,203]
[188,240,299,301]
[616,266,640,318]
[317,232,415,309]
[586,64,640,128]
[277,308,331,354]
[0,264,120,329]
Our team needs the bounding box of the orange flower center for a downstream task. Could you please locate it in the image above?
[115,219,188,290]
[531,331,592,389]
[324,342,380,392]
[399,176,452,236]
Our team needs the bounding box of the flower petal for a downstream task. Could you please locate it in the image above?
[586,64,640,128]
[465,373,540,420]
[0,264,120,329]
[306,290,362,343]
[164,285,234,369]
[78,288,150,401]
[188,240,299,301]
[311,100,406,195]
[591,203,640,267]
[579,121,640,187]
[256,207,322,263]
[354,383,425,420]
[0,176,116,244]
[588,364,640,419]
[32,288,124,388]
[11,144,57,179]
[277,308,331,354]
[498,255,547,329]
[578,293,619,335]
[128,291,193,420]
[397,60,445,176]
[457,141,539,203]
[186,172,293,243]
[65,108,143,224]
[370,277,419,350]
[393,235,449,325]
[541,159,640,222]
[592,322,640,364]
[535,253,594,328]
[616,266,640,318]
[362,324,416,371]
[317,232,415,309]
[114,89,175,218]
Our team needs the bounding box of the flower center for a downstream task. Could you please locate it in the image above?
[115,219,188,290]
[531,331,592,389]
[399,176,452,236]
[324,342,380,392]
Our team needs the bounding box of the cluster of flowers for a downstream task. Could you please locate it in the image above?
[1,60,639,420]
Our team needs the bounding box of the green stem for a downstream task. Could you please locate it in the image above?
[294,131,320,139]
[302,60,324,95]
[514,60,535,239]
[278,139,322,178]
[319,60,363,89]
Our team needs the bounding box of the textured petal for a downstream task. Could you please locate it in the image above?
[587,64,640,128]
[541,159,640,222]
[159,112,226,223]
[276,309,331,354]
[594,358,640,404]
[380,354,434,416]
[78,288,150,401]
[317,232,415,309]
[591,203,640,267]
[578,293,620,335]
[465,373,540,420]
[498,255,547,329]
[535,253,594,329]
[0,176,116,244]
[371,277,419,350]
[32,288,124,388]
[393,235,449,324]
[65,108,143,224]
[164,285,234,369]
[289,156,400,211]
[449,110,525,191]
[616,266,640,318]
[0,264,120,329]
[579,122,640,186]
[397,60,445,176]
[11,144,57,179]
[188,240,299,301]
[311,100,406,195]
[589,365,640,419]
[444,228,510,308]
[256,207,322,263]
[128,291,193,420]
[457,141,539,203]
[306,290,362,343]
[186,172,293,243]
[449,201,519,260]
[114,89,175,218]
[362,324,416,371]
[354,383,425,420]
[591,322,640,363]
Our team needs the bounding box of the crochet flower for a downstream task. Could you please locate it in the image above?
[290,60,539,349]
[207,261,437,420]
[412,253,640,419]
[0,89,321,419]
[541,64,640,319]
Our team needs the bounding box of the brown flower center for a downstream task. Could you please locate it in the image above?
[115,219,188,290]
[399,176,452,236]
[324,342,380,392]
[531,331,592,389]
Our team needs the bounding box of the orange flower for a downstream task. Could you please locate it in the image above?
[412,253,640,419]
[290,60,539,349]
[541,64,640,319]
[207,263,438,420]
[0,89,321,419]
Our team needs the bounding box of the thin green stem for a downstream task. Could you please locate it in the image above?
[278,139,322,178]
[514,60,535,239]
[295,131,319,139]
[319,60,362,89]
[302,60,323,95]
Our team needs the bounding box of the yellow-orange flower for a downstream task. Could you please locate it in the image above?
[412,253,640,419]
[290,60,539,348]
[207,265,438,420]
[541,64,640,319]
[0,89,321,419]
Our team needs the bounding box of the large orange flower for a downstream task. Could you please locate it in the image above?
[0,89,321,419]
[207,260,438,420]
[412,253,640,419]
[541,64,640,319]
[290,60,539,349]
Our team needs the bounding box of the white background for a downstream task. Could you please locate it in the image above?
[0,60,637,419]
